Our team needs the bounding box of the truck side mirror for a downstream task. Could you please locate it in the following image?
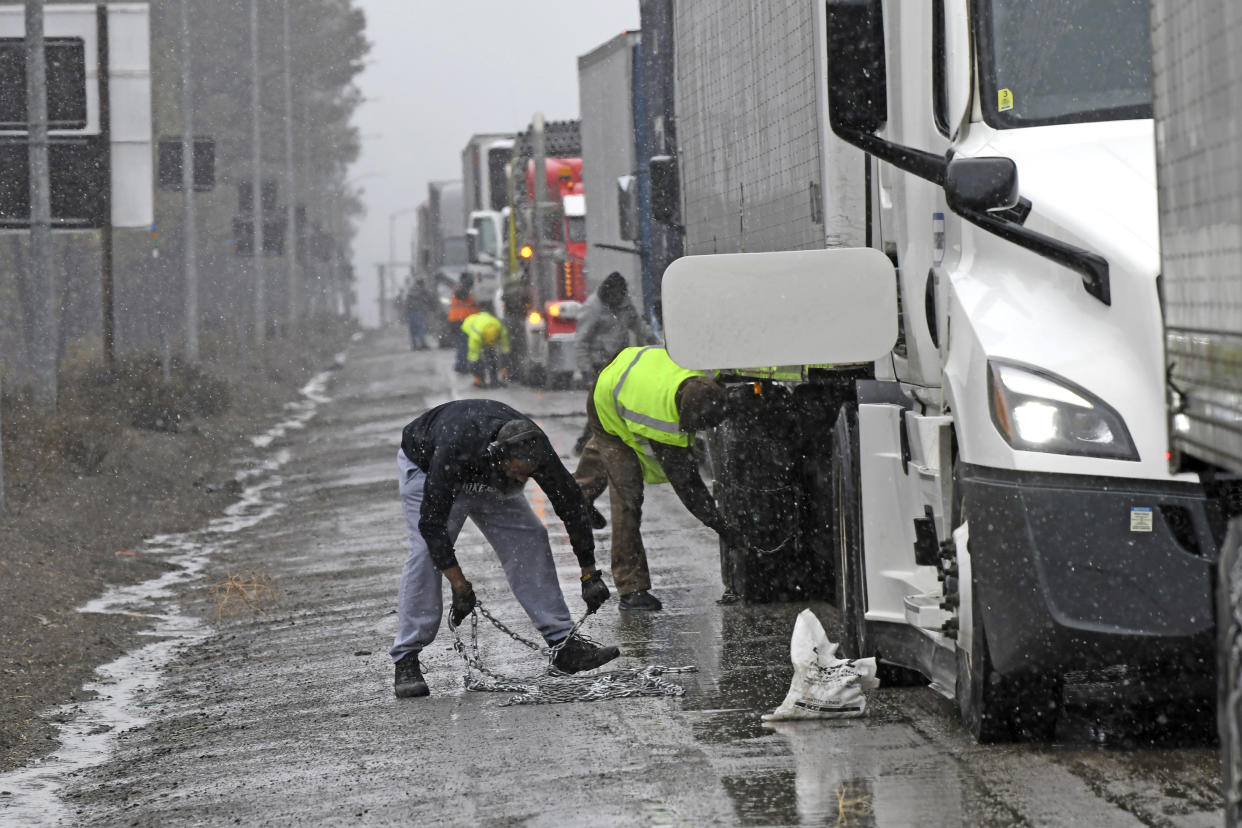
[826,0,888,135]
[617,175,638,241]
[944,157,1018,214]
[466,228,480,264]
[650,155,680,226]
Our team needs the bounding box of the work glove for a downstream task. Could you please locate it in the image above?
[580,570,611,613]
[499,368,510,383]
[449,580,477,626]
[471,374,484,388]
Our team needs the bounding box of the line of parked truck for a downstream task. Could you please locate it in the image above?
[409,12,680,388]
[417,2,1242,806]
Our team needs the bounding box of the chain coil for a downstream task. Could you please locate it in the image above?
[447,597,697,706]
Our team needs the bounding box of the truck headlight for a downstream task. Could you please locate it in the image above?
[987,360,1138,460]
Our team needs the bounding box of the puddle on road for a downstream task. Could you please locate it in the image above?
[658,601,957,826]
[0,368,339,826]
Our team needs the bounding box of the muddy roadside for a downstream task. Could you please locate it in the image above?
[0,325,355,773]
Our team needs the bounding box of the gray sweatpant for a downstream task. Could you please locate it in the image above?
[390,449,574,663]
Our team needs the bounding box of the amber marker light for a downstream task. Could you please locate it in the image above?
[520,244,534,259]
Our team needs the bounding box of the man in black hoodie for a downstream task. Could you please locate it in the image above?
[391,399,619,698]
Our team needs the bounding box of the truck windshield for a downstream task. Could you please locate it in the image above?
[976,0,1152,128]
[472,217,499,258]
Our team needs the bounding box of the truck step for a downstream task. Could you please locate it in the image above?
[904,592,952,631]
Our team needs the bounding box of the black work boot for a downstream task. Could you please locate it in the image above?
[619,590,663,611]
[394,652,429,698]
[589,506,607,530]
[550,634,620,674]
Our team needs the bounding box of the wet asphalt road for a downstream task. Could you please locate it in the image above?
[2,329,1227,826]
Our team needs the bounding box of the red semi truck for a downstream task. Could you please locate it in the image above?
[503,116,588,387]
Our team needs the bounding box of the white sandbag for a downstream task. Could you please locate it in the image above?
[761,609,880,721]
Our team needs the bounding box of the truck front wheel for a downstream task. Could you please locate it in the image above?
[1217,516,1242,826]
[831,406,865,658]
[831,407,924,685]
[954,489,1061,742]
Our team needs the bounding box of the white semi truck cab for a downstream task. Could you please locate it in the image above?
[662,0,1215,742]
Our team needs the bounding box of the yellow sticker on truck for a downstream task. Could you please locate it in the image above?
[998,88,1014,112]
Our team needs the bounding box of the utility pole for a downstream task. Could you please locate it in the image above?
[376,263,387,327]
[97,3,113,368]
[26,0,56,408]
[281,0,297,331]
[179,0,198,362]
[250,0,265,346]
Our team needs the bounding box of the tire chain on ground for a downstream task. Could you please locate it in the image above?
[447,598,697,705]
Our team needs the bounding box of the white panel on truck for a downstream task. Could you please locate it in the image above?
[675,0,827,255]
[578,32,642,296]
[1153,1,1242,470]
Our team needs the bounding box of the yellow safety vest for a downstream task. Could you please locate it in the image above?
[595,346,703,483]
[462,312,510,362]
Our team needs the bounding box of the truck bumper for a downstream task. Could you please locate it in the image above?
[959,463,1217,677]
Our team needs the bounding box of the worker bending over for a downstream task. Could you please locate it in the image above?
[392,399,618,698]
[574,346,739,611]
[462,310,510,388]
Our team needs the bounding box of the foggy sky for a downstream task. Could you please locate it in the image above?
[349,1,640,327]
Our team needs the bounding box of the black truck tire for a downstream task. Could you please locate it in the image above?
[953,481,1061,743]
[831,406,865,658]
[830,406,925,686]
[1218,517,1242,826]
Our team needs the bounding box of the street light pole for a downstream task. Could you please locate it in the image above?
[387,206,417,326]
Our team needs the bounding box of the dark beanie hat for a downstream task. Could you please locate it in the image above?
[599,272,628,305]
[676,377,728,431]
[492,419,545,464]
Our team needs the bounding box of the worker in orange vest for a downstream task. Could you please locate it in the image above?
[447,273,481,373]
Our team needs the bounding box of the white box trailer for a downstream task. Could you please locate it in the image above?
[1151,2,1242,820]
[460,133,513,303]
[662,0,1216,743]
[578,30,642,300]
[460,133,514,220]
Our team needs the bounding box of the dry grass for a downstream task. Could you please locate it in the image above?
[835,779,873,824]
[210,569,279,625]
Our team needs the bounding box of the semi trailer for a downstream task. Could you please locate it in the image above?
[660,0,1215,742]
[1150,0,1242,820]
[578,31,644,306]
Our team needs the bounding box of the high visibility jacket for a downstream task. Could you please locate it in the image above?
[447,289,480,323]
[594,346,704,484]
[462,311,510,362]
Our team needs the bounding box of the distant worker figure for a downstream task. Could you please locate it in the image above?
[392,399,619,698]
[462,310,511,388]
[573,346,739,611]
[404,277,438,351]
[572,272,659,456]
[447,273,481,373]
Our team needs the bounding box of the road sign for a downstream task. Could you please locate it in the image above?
[157,136,215,191]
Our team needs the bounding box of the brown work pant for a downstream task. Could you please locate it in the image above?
[574,397,651,595]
